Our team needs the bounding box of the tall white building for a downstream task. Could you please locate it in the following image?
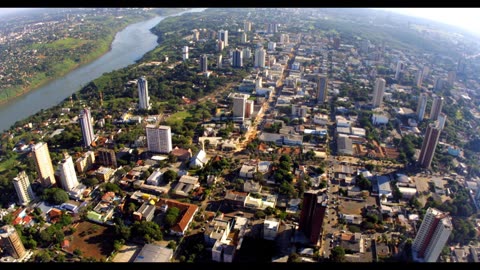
[244,21,252,32]
[240,32,247,43]
[232,93,249,121]
[182,46,189,61]
[57,153,79,192]
[412,208,452,262]
[146,125,172,154]
[280,34,289,44]
[267,41,276,51]
[138,76,151,110]
[430,95,444,121]
[79,107,95,148]
[395,60,403,80]
[32,142,56,187]
[372,78,386,107]
[416,93,428,122]
[437,113,447,130]
[217,54,223,69]
[242,47,251,59]
[218,30,228,47]
[254,47,266,68]
[13,171,35,206]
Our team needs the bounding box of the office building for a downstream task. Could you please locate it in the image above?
[79,107,95,147]
[218,30,228,47]
[416,93,428,122]
[138,76,151,110]
[317,75,328,103]
[182,46,189,61]
[0,225,26,259]
[430,95,444,121]
[412,208,452,262]
[232,93,249,121]
[299,190,327,245]
[97,148,117,168]
[32,142,56,187]
[232,49,243,68]
[418,123,442,169]
[13,171,35,206]
[57,153,79,192]
[200,54,208,73]
[372,78,386,107]
[254,47,266,68]
[146,125,172,154]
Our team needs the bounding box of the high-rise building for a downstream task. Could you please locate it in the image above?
[437,113,447,130]
[79,107,95,147]
[242,47,251,59]
[244,21,252,32]
[192,29,200,41]
[137,76,151,110]
[299,190,327,245]
[430,95,444,121]
[447,70,456,87]
[255,77,262,89]
[317,75,328,103]
[267,41,276,51]
[418,123,442,169]
[57,153,79,192]
[254,47,266,68]
[32,142,56,187]
[395,61,404,81]
[416,93,428,122]
[0,225,26,259]
[240,32,247,43]
[75,151,95,174]
[217,40,224,52]
[217,54,223,69]
[98,148,117,168]
[415,69,424,88]
[200,54,208,73]
[146,125,172,154]
[218,30,228,47]
[232,93,249,121]
[372,78,386,107]
[412,208,452,262]
[182,46,189,61]
[280,34,289,44]
[13,171,35,206]
[232,49,243,68]
[245,100,254,118]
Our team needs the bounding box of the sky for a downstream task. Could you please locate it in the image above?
[379,8,480,36]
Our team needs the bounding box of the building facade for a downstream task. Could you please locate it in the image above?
[232,49,243,68]
[299,190,327,245]
[79,107,95,148]
[200,54,208,73]
[317,75,328,103]
[372,78,386,108]
[146,125,173,154]
[254,47,266,68]
[0,225,26,259]
[418,123,442,169]
[232,93,248,121]
[13,171,35,206]
[57,153,79,192]
[32,142,56,187]
[430,95,444,121]
[412,208,452,262]
[417,93,428,122]
[138,76,151,110]
[98,148,117,168]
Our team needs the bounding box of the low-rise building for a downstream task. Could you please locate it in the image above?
[133,244,173,263]
[263,218,279,240]
[133,202,156,222]
[172,175,200,197]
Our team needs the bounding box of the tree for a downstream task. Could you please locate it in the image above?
[165,207,181,228]
[42,188,69,205]
[330,246,346,262]
[132,221,163,243]
[163,170,178,183]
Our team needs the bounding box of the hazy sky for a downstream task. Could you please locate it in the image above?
[379,8,480,35]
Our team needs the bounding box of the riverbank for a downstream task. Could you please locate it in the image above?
[0,13,156,106]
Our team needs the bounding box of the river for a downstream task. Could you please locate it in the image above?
[0,8,206,132]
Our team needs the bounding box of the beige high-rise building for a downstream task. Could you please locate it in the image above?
[75,151,95,174]
[372,78,386,107]
[412,208,452,262]
[0,225,26,259]
[13,171,35,206]
[146,125,172,154]
[232,93,249,121]
[32,142,56,187]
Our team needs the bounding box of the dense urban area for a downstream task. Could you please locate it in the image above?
[1,8,480,263]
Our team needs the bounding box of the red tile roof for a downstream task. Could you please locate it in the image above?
[157,198,198,234]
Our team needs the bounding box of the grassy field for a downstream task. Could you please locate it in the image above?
[166,110,192,125]
[29,38,89,50]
